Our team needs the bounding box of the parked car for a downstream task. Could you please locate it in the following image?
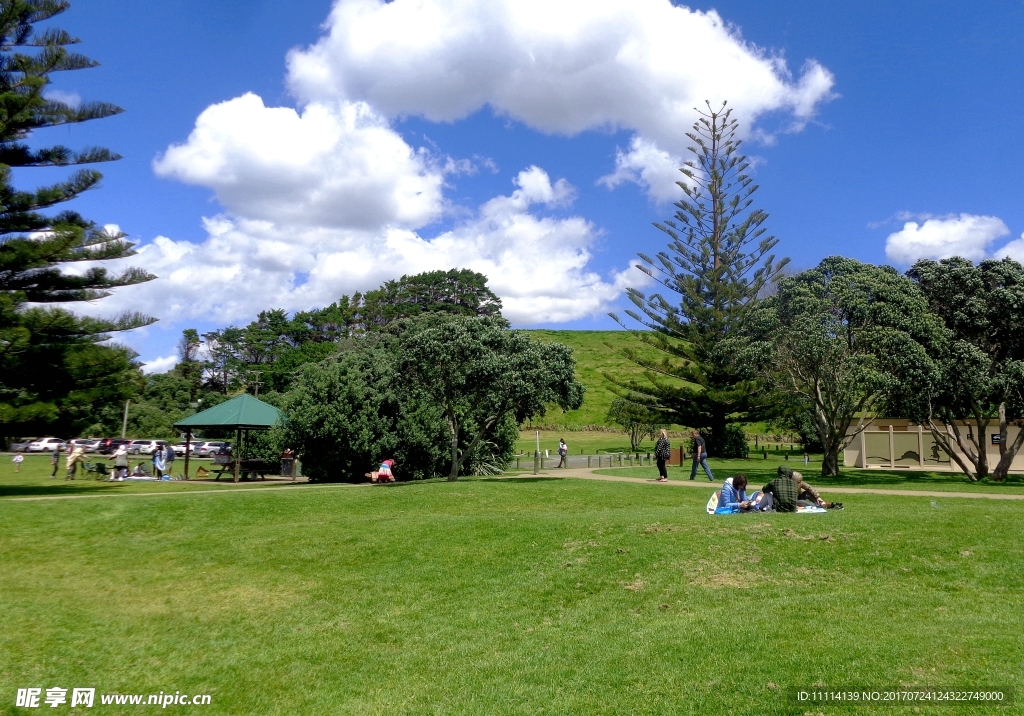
[195,441,230,457]
[27,437,66,453]
[171,442,191,457]
[128,439,169,455]
[95,438,132,455]
[9,438,37,452]
[68,438,101,452]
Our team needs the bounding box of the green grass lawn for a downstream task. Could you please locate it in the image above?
[2,470,1021,714]
[525,330,681,428]
[0,454,294,499]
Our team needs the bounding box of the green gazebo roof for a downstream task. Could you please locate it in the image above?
[174,394,282,430]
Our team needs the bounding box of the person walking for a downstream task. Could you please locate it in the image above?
[50,445,60,478]
[654,429,671,482]
[164,443,176,479]
[65,446,85,480]
[12,452,23,473]
[557,438,568,468]
[113,444,129,480]
[688,430,715,481]
[151,447,165,479]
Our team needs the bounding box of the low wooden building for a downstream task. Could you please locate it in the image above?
[843,419,1024,473]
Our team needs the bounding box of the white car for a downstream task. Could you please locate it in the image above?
[172,442,192,457]
[128,440,169,455]
[69,438,101,452]
[195,441,230,457]
[27,437,66,452]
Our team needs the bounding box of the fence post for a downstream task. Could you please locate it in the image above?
[534,450,539,475]
[588,455,592,468]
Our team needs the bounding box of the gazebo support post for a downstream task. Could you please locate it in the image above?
[184,430,191,480]
[234,428,241,483]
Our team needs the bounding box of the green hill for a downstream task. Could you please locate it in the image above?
[523,330,671,428]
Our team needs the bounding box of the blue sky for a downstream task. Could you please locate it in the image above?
[37,0,1024,371]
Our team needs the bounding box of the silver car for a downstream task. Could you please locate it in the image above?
[128,440,168,455]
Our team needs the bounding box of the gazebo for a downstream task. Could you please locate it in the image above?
[174,394,283,481]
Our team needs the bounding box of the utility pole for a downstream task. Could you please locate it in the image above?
[250,370,264,398]
[121,400,130,438]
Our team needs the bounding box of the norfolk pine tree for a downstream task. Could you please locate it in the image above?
[610,102,787,456]
[0,1,154,437]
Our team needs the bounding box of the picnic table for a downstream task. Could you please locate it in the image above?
[212,455,277,481]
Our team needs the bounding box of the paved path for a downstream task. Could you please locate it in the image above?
[6,468,1023,502]
[521,468,1024,501]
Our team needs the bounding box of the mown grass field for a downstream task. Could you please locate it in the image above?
[524,330,676,428]
[0,455,293,499]
[2,457,1022,715]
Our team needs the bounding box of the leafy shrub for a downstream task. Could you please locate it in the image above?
[691,424,749,459]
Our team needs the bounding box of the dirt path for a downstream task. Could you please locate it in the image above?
[523,469,1024,501]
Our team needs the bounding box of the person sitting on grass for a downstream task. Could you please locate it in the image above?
[717,474,756,512]
[794,472,843,510]
[759,465,799,513]
[712,473,761,512]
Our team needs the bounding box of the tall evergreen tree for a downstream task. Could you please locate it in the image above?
[0,1,154,439]
[609,102,788,456]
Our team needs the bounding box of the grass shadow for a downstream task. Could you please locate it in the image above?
[0,482,132,498]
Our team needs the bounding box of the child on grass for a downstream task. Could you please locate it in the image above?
[12,452,23,472]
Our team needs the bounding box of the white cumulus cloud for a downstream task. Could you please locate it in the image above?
[597,136,684,203]
[288,0,834,146]
[141,355,178,375]
[885,214,1010,265]
[286,0,835,199]
[994,234,1024,262]
[154,93,446,231]
[96,166,624,325]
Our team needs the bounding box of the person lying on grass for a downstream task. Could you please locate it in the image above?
[366,459,395,483]
[718,474,756,512]
[760,465,799,512]
[794,472,843,510]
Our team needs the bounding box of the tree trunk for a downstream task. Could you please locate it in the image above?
[821,449,839,476]
[926,417,989,481]
[992,403,1024,481]
[708,408,727,458]
[447,416,460,481]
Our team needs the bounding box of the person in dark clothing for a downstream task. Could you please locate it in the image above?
[654,429,671,482]
[50,446,60,478]
[688,430,715,481]
[761,465,799,512]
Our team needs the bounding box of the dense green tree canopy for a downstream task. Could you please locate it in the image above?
[193,269,504,396]
[753,256,941,475]
[399,314,585,480]
[0,0,154,439]
[903,257,1024,480]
